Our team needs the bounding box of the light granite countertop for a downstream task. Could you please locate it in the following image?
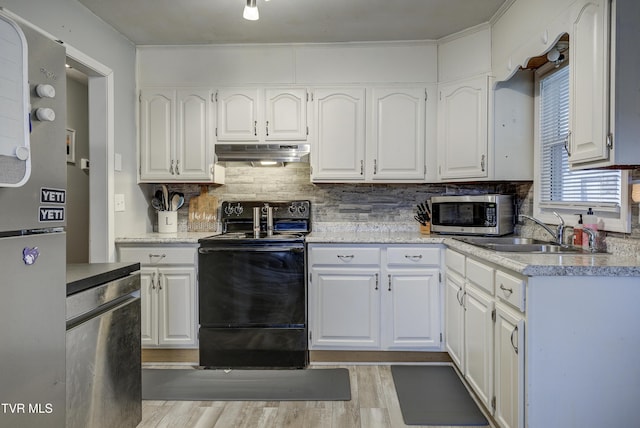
[114,227,640,277]
[115,231,219,244]
[306,230,640,277]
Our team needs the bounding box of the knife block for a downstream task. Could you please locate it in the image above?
[419,223,431,235]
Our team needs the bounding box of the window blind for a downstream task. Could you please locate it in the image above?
[539,65,621,213]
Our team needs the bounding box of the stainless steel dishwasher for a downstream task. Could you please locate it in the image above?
[66,271,141,428]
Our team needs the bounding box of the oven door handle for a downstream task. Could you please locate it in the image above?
[199,246,304,253]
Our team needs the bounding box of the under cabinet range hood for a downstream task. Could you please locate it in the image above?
[215,144,310,164]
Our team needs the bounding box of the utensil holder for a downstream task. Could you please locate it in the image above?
[158,211,178,233]
[419,222,431,235]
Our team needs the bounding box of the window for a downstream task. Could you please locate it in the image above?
[534,63,630,232]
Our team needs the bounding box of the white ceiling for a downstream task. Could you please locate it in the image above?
[77,0,508,45]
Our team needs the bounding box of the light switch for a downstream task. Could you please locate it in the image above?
[114,193,125,212]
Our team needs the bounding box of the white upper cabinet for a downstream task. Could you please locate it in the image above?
[370,88,427,181]
[139,88,222,183]
[215,88,308,142]
[438,75,489,180]
[568,0,610,165]
[311,88,367,181]
[215,88,260,141]
[311,86,432,183]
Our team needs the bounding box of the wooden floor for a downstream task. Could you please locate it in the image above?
[137,364,494,428]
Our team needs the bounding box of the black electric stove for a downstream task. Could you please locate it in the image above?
[197,200,310,369]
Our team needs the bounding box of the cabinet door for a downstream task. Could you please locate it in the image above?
[311,88,366,181]
[383,268,440,349]
[216,88,259,141]
[464,284,495,411]
[494,304,525,428]
[445,272,465,369]
[140,89,174,181]
[140,268,158,346]
[370,88,426,181]
[438,76,488,180]
[265,88,307,141]
[309,267,380,349]
[176,89,213,181]
[569,0,610,166]
[157,267,197,347]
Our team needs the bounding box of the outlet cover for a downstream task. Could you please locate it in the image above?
[114,194,125,212]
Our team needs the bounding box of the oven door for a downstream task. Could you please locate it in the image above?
[198,243,306,327]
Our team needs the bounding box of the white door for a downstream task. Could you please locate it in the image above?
[464,284,495,411]
[370,88,426,180]
[383,269,440,349]
[216,88,259,141]
[176,89,213,180]
[157,267,197,347]
[139,89,174,181]
[310,267,380,348]
[569,0,610,165]
[140,268,158,346]
[445,272,465,369]
[311,88,366,181]
[494,304,525,428]
[438,76,488,180]
[265,88,307,141]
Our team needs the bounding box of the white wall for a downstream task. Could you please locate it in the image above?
[0,0,147,247]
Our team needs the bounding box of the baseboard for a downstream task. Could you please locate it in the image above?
[142,348,452,365]
[142,348,198,363]
[310,351,452,364]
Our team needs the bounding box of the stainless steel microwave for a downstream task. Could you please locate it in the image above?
[430,194,514,236]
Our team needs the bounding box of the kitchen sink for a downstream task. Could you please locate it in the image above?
[452,236,592,254]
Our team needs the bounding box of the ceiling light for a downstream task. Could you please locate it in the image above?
[243,0,259,20]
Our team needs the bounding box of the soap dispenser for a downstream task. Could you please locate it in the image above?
[573,214,583,246]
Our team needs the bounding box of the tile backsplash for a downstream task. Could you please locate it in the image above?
[151,163,640,251]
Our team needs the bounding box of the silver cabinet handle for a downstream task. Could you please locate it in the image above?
[150,271,156,290]
[336,254,354,261]
[564,131,572,156]
[360,160,364,175]
[373,159,378,174]
[175,159,180,175]
[169,160,175,175]
[456,287,463,306]
[266,120,269,136]
[480,154,486,172]
[158,273,163,291]
[499,283,513,295]
[405,254,423,261]
[149,253,166,262]
[510,325,519,354]
[388,274,392,291]
[254,120,257,136]
[375,273,379,290]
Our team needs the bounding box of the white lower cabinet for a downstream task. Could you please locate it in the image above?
[308,244,442,351]
[444,248,525,428]
[118,245,198,348]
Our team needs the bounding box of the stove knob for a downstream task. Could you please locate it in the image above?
[224,204,234,215]
[36,84,56,98]
[234,204,243,215]
[35,107,55,122]
[288,204,297,214]
[297,204,307,214]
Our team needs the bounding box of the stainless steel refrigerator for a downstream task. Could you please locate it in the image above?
[0,12,67,427]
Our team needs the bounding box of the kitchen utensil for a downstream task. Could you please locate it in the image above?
[151,197,163,211]
[170,193,181,211]
[414,215,427,226]
[162,185,169,211]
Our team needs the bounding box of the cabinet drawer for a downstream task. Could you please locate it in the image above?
[310,247,380,265]
[495,270,525,312]
[445,249,465,276]
[386,247,440,266]
[118,246,197,265]
[466,258,494,295]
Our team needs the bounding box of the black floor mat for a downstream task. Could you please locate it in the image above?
[391,365,489,426]
[142,367,351,401]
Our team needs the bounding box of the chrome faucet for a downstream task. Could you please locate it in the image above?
[519,212,566,245]
[582,227,598,252]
